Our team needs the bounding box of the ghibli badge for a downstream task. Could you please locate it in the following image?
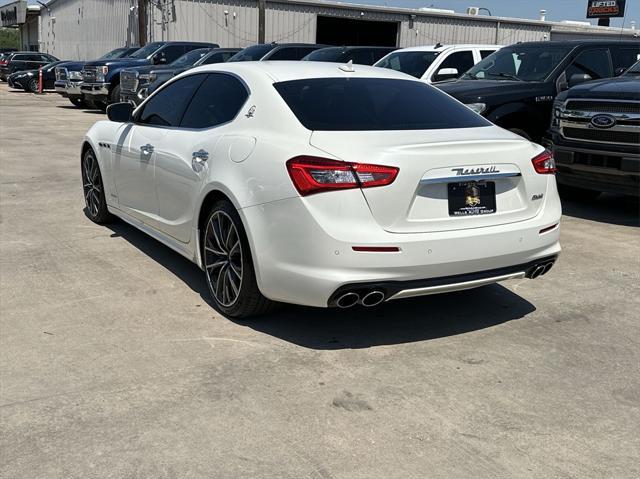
[590,114,616,129]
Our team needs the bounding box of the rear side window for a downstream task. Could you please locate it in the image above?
[12,54,28,61]
[137,74,205,126]
[274,78,490,131]
[611,46,640,71]
[180,73,248,129]
[566,48,612,80]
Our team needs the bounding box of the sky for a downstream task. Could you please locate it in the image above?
[344,0,639,27]
[2,0,638,28]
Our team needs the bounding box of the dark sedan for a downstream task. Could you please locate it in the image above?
[7,60,68,92]
[0,52,58,81]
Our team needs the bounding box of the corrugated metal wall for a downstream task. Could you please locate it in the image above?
[148,0,258,47]
[40,0,138,60]
[39,0,639,60]
[550,30,640,42]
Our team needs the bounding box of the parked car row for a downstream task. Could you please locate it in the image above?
[6,40,638,201]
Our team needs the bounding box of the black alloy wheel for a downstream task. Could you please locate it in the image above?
[81,148,112,223]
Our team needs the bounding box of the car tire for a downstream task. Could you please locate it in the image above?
[508,128,532,140]
[558,184,600,201]
[109,84,121,104]
[95,101,108,112]
[202,200,276,319]
[81,147,113,224]
[69,97,86,108]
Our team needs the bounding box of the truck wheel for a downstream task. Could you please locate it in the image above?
[69,97,86,108]
[109,84,121,104]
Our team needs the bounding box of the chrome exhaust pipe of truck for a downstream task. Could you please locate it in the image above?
[361,290,386,307]
[336,292,360,308]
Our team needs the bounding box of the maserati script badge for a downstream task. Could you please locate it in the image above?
[465,184,481,207]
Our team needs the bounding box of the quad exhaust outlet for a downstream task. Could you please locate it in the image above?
[335,290,387,308]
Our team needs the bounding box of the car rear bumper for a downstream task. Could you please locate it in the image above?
[239,189,562,308]
[545,136,640,197]
[55,80,82,97]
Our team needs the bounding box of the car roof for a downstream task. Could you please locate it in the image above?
[189,60,416,83]
[392,44,501,53]
[509,40,639,47]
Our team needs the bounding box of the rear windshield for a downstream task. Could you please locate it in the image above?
[274,78,491,131]
[302,48,344,62]
[375,51,440,78]
[228,44,275,62]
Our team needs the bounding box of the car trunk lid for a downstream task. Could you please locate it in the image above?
[309,127,548,233]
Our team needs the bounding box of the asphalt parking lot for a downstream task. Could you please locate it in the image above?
[1,84,639,478]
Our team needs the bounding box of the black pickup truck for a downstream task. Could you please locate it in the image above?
[438,41,640,142]
[544,60,639,198]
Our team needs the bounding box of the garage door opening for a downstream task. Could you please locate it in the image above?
[316,16,398,47]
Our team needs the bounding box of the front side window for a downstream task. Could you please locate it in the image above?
[463,44,573,82]
[566,49,612,81]
[156,45,187,64]
[274,78,490,131]
[180,74,249,129]
[432,50,474,81]
[623,60,640,76]
[375,51,440,79]
[136,74,205,127]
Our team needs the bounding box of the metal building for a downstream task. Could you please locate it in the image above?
[34,0,640,60]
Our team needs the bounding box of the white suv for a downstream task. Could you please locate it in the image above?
[374,44,501,83]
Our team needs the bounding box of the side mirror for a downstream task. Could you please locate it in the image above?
[569,73,592,87]
[153,53,167,65]
[434,67,459,81]
[614,67,626,76]
[107,102,133,123]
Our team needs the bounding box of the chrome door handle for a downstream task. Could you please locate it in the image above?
[192,149,209,162]
[140,144,154,155]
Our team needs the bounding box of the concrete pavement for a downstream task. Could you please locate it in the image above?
[1,84,639,478]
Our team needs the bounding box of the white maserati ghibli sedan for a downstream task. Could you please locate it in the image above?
[82,61,561,318]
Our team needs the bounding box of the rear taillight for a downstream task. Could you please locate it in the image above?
[286,156,399,196]
[532,150,556,174]
[0,60,7,66]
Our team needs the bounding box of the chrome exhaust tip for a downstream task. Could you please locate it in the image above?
[541,262,554,276]
[530,265,545,279]
[336,292,360,308]
[361,290,385,307]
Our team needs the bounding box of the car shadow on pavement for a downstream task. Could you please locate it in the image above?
[561,194,639,227]
[102,217,536,349]
[239,286,535,349]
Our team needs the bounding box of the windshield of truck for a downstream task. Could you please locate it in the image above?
[462,44,573,82]
[129,42,164,59]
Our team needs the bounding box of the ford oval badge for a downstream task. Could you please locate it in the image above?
[590,114,616,129]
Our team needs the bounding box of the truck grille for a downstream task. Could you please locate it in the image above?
[55,67,68,81]
[82,67,96,82]
[563,127,640,145]
[565,100,640,114]
[120,70,139,92]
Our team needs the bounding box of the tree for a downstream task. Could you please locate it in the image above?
[0,28,20,49]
